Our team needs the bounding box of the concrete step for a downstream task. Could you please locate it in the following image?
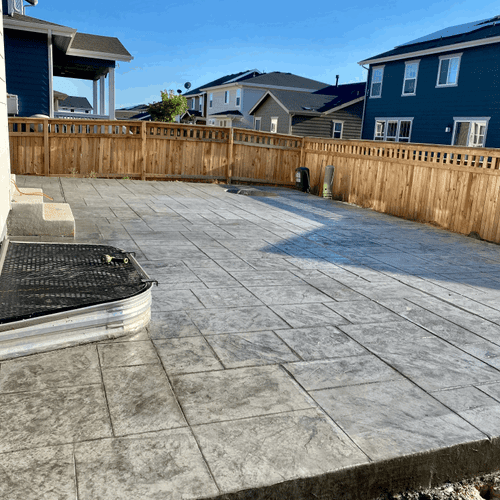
[7,185,75,237]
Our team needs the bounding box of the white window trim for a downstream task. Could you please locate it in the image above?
[374,117,414,142]
[254,117,261,131]
[270,117,278,133]
[451,117,490,147]
[402,60,420,97]
[199,96,203,112]
[236,89,241,107]
[209,93,213,108]
[332,120,344,139]
[436,53,462,88]
[370,65,384,99]
[224,91,230,104]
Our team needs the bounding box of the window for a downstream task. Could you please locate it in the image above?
[402,61,419,96]
[224,91,229,104]
[199,96,203,112]
[437,54,461,87]
[374,118,413,142]
[254,117,261,131]
[452,118,489,147]
[270,117,278,133]
[191,98,196,110]
[332,121,343,139]
[370,66,384,98]
[236,89,241,107]
[209,93,213,108]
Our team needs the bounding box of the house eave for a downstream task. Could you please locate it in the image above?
[323,96,365,115]
[3,17,76,37]
[201,82,322,93]
[66,48,133,62]
[358,35,500,65]
[248,91,291,115]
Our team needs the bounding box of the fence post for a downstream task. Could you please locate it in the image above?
[141,121,147,180]
[299,137,307,167]
[227,128,234,184]
[44,119,49,176]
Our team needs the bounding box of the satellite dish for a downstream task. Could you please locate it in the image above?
[184,82,191,90]
[177,89,182,94]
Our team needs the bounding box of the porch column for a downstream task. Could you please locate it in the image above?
[108,67,115,120]
[99,75,105,115]
[47,29,54,117]
[93,80,98,115]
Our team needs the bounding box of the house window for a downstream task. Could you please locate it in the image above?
[209,93,213,108]
[437,54,461,87]
[374,118,413,142]
[270,117,278,133]
[199,96,203,112]
[370,66,384,98]
[452,118,489,147]
[224,91,230,104]
[332,121,343,139]
[191,98,196,110]
[402,61,419,96]
[255,117,261,131]
[236,89,241,107]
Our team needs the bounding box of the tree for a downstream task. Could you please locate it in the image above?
[148,90,188,123]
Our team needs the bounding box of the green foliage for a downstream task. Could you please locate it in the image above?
[148,90,188,123]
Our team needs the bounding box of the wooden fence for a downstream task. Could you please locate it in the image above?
[8,117,500,244]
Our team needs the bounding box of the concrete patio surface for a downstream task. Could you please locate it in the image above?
[3,176,500,499]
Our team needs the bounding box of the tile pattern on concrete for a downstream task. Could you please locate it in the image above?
[4,176,500,498]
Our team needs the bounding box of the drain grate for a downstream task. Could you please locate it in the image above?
[0,242,152,324]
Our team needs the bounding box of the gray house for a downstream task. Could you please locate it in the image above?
[203,72,331,129]
[249,82,366,139]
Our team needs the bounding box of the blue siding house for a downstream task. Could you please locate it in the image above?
[2,0,132,118]
[359,16,500,148]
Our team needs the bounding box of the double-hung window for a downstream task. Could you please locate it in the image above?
[374,118,413,142]
[370,66,384,98]
[236,89,241,107]
[270,117,278,133]
[224,90,230,104]
[452,118,489,147]
[402,61,419,96]
[199,96,203,112]
[332,121,343,139]
[254,117,261,131]
[437,54,461,87]
[209,93,213,108]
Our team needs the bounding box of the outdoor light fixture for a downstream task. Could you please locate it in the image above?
[445,126,451,133]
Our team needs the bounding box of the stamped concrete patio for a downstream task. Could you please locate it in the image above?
[3,176,500,499]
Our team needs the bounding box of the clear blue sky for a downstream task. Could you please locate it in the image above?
[36,0,499,109]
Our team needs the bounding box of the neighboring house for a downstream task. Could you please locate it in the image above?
[3,0,132,119]
[182,69,262,125]
[204,72,330,129]
[56,95,92,114]
[249,82,366,138]
[115,104,150,120]
[359,15,500,147]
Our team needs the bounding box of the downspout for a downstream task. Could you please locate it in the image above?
[48,29,53,117]
[360,64,369,140]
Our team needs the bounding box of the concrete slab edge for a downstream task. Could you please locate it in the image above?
[202,437,500,500]
[0,289,151,360]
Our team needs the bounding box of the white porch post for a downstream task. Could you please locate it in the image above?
[47,29,53,117]
[93,80,98,115]
[99,75,105,115]
[109,67,115,120]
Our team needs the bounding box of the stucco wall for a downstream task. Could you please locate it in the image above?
[0,6,11,241]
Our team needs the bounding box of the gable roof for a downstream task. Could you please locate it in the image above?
[184,70,261,96]
[58,96,92,110]
[67,32,132,61]
[359,16,500,65]
[239,72,330,91]
[249,82,366,116]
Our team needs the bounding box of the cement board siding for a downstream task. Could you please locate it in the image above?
[291,101,364,139]
[5,29,49,117]
[254,98,290,134]
[0,11,10,240]
[362,42,500,147]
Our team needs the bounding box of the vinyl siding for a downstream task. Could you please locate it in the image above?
[5,29,49,117]
[253,98,290,134]
[292,101,364,139]
[362,42,500,147]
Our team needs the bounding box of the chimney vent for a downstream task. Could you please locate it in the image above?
[335,75,339,86]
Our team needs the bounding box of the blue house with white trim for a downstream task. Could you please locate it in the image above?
[359,16,500,148]
[2,0,132,119]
